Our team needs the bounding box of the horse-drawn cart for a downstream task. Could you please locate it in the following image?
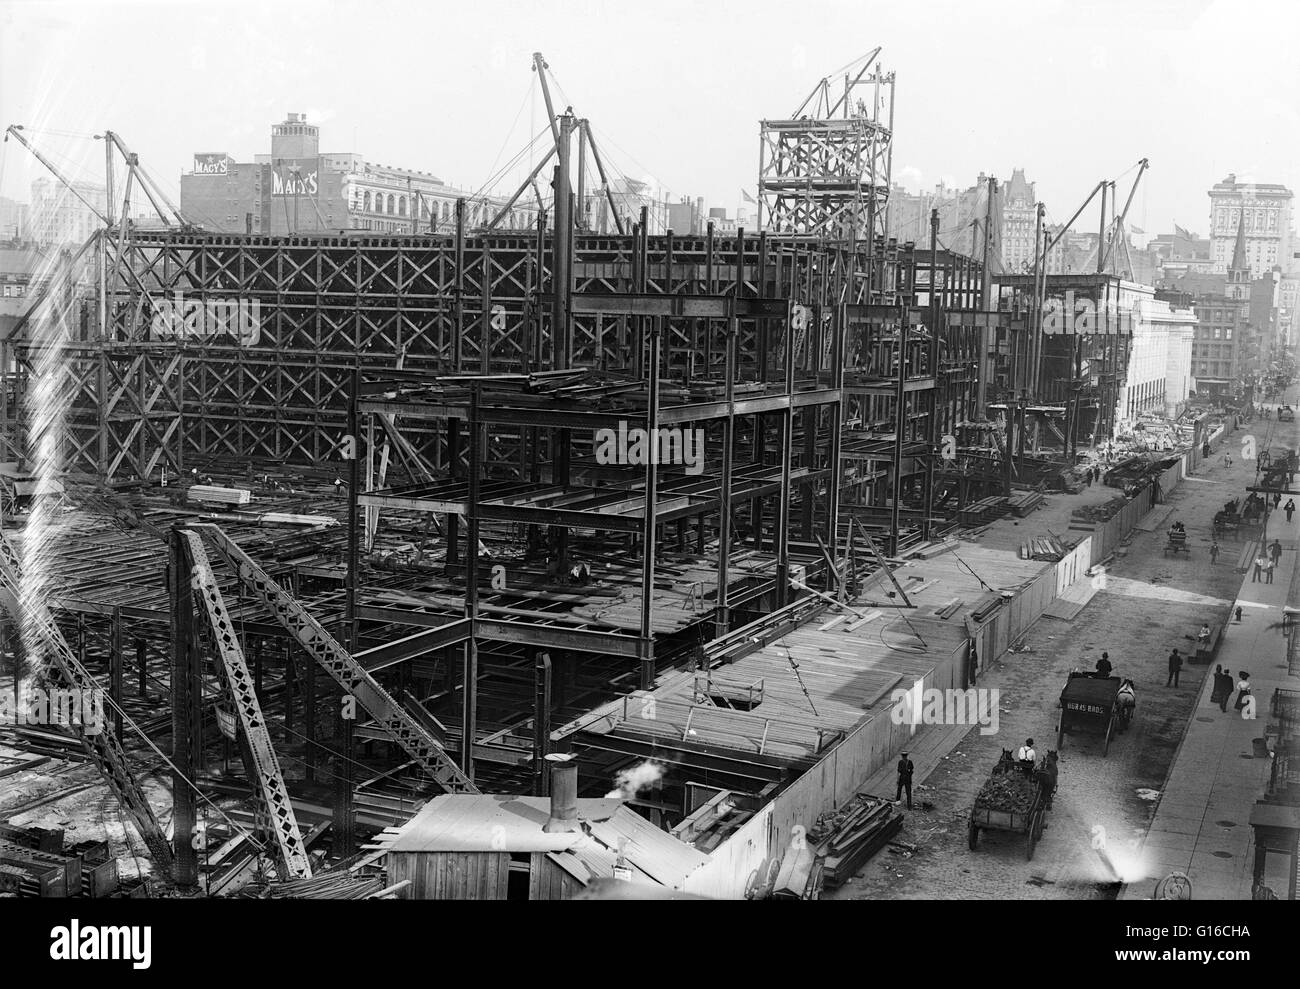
[968,751,1054,861]
[1164,527,1190,556]
[1057,673,1120,756]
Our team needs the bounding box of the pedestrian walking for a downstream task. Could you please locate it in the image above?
[1274,492,1282,510]
[1210,665,1229,711]
[1234,672,1253,717]
[1085,467,1093,487]
[1235,605,1243,623]
[1286,499,1295,523]
[1253,553,1265,581]
[895,752,914,809]
[1266,558,1276,584]
[1270,539,1283,566]
[1210,541,1220,565]
[1166,649,1183,688]
[1206,662,1227,712]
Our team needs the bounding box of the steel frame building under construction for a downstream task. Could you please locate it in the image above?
[0,53,1072,899]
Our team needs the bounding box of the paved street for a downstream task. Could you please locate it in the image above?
[832,401,1299,900]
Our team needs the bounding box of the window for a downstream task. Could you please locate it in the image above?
[398,196,407,217]
[1226,328,1232,340]
[1214,328,1221,339]
[363,191,371,212]
[386,194,395,215]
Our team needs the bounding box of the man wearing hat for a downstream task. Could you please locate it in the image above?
[895,751,915,809]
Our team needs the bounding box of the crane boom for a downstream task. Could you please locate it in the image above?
[4,125,110,225]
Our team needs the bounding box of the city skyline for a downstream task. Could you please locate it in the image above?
[1,0,1298,241]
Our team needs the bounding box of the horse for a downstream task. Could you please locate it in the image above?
[1034,751,1059,810]
[1116,678,1136,731]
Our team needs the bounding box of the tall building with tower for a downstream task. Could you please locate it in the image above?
[1207,174,1293,277]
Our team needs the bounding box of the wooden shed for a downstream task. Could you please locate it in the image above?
[386,794,708,900]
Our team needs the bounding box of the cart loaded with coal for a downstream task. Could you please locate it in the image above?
[968,749,1057,861]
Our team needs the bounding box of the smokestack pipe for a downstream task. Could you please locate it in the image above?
[543,753,580,833]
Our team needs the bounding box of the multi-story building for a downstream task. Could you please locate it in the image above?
[0,241,48,340]
[1278,271,1299,349]
[180,113,541,236]
[29,178,107,246]
[666,197,705,236]
[1000,169,1038,274]
[0,197,28,241]
[1207,174,1293,276]
[1168,216,1252,397]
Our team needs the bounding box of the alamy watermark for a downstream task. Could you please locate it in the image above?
[890,685,1000,735]
[149,291,262,346]
[594,421,705,475]
[0,684,105,735]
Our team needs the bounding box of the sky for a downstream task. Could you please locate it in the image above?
[1,0,1298,238]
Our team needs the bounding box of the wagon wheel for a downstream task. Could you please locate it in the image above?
[968,820,979,851]
[1026,810,1041,861]
[1102,717,1113,757]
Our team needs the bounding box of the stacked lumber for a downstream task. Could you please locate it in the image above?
[957,496,1010,527]
[1018,533,1068,561]
[187,484,252,506]
[808,794,903,888]
[1008,490,1044,517]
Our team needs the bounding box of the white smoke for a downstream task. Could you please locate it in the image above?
[605,760,664,800]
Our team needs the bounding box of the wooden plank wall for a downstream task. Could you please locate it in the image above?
[388,851,509,899]
[684,638,966,899]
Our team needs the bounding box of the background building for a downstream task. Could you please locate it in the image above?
[180,112,540,235]
[0,197,29,241]
[29,177,107,246]
[1207,174,1293,276]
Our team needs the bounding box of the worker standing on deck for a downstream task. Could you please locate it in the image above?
[895,752,914,810]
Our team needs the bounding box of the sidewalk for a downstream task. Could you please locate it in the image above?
[1118,544,1297,900]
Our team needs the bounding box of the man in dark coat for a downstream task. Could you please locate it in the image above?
[1095,652,1113,678]
[1167,649,1183,688]
[895,752,914,809]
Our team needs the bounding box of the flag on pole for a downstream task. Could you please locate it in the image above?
[741,188,757,205]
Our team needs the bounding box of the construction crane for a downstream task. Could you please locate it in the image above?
[1099,158,1149,276]
[5,124,189,229]
[4,125,109,225]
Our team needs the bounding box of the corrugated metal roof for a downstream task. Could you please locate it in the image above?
[388,796,708,890]
[586,806,709,888]
[389,795,623,853]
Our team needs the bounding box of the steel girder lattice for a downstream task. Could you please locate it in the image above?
[64,230,853,480]
[758,70,894,245]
